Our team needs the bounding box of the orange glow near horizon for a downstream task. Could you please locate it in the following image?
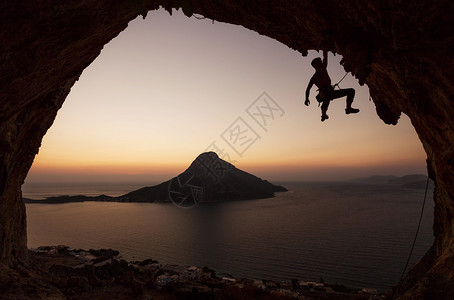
[25,9,427,184]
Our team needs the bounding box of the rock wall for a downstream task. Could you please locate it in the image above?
[1,0,453,297]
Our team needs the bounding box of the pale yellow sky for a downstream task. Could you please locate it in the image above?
[26,9,427,183]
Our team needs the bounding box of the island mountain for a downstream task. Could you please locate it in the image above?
[24,152,287,204]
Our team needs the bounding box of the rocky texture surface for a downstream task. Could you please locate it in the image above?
[1,0,454,298]
[11,245,379,300]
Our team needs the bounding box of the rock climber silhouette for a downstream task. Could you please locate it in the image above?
[305,50,359,122]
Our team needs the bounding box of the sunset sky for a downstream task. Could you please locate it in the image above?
[25,9,427,184]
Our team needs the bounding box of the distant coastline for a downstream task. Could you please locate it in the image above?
[348,174,432,189]
[24,152,287,204]
[22,173,430,205]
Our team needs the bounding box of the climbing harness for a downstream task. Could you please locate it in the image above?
[399,175,431,282]
[316,71,349,106]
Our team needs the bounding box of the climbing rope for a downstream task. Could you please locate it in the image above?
[399,175,431,282]
[332,71,349,90]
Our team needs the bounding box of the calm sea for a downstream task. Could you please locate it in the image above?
[24,182,434,291]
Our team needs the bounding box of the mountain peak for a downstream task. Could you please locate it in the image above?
[120,152,286,205]
[196,151,219,159]
[188,152,236,182]
[182,152,286,202]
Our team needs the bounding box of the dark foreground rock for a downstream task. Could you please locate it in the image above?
[1,1,454,297]
[0,245,386,300]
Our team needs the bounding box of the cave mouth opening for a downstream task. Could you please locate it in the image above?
[22,8,431,292]
[25,9,426,185]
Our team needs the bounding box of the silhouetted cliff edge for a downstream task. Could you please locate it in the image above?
[24,152,287,204]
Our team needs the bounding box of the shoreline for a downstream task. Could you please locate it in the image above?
[27,245,386,300]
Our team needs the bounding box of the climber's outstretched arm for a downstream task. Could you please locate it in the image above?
[305,77,314,106]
